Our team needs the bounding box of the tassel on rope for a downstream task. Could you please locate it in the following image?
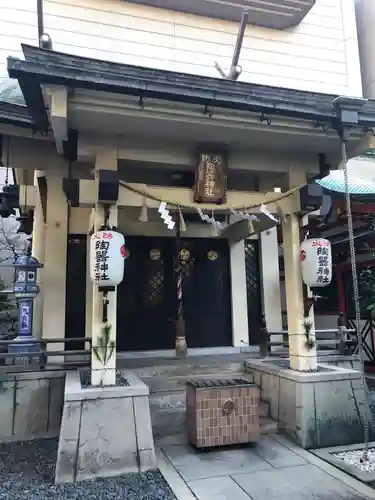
[260,203,279,224]
[138,195,148,222]
[179,207,187,232]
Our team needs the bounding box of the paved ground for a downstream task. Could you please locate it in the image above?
[2,434,375,499]
[156,433,375,500]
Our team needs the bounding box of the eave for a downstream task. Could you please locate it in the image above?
[7,44,375,141]
[122,0,316,29]
[0,101,35,129]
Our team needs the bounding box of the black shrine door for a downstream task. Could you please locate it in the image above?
[117,237,176,351]
[65,235,87,350]
[181,238,232,348]
[117,236,232,351]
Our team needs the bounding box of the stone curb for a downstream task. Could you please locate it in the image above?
[156,448,197,500]
[271,435,375,499]
[311,443,375,485]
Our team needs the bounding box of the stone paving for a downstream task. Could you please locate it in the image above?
[156,433,375,500]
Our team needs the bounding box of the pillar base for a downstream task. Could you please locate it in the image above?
[55,370,157,483]
[175,336,187,357]
[175,319,187,357]
[246,358,373,449]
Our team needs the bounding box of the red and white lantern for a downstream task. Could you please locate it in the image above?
[300,238,332,288]
[90,230,125,287]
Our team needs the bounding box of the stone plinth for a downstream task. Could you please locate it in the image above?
[55,370,157,484]
[245,358,373,449]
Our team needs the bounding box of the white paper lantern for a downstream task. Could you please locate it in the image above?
[300,238,332,288]
[90,230,125,287]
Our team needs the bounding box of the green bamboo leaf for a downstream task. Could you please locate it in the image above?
[104,341,115,365]
[92,323,115,372]
[92,345,103,364]
[98,335,106,351]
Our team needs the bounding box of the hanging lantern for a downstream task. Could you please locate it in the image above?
[300,238,332,288]
[90,229,125,287]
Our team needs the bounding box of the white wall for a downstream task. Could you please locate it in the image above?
[356,0,375,97]
[0,0,362,96]
[0,1,38,78]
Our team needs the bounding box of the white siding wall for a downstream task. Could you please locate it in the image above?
[0,0,362,96]
[0,1,38,78]
[356,0,375,97]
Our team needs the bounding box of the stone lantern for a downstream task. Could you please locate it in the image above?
[8,247,43,363]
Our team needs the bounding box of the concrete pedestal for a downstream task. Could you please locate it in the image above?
[245,358,373,449]
[55,370,157,484]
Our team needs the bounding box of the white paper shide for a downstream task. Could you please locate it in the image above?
[300,238,332,288]
[90,230,125,287]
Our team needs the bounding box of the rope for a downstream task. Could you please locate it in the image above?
[119,180,305,211]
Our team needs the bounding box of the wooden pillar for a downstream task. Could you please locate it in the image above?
[91,146,118,386]
[31,171,45,338]
[282,213,317,371]
[42,176,68,351]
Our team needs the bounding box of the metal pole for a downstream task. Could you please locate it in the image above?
[37,0,44,44]
[231,10,249,69]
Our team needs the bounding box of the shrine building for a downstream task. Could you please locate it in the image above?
[0,0,375,372]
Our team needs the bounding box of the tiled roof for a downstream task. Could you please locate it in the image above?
[0,78,26,106]
[316,169,375,195]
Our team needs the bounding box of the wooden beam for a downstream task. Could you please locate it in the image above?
[221,214,278,241]
[48,87,68,155]
[19,184,37,209]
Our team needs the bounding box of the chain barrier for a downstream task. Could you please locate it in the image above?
[341,139,371,461]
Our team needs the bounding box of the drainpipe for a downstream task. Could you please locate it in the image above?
[37,0,52,49]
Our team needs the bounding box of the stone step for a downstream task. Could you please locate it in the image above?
[152,409,277,439]
[155,418,278,448]
[144,372,253,393]
[135,362,249,380]
[119,353,251,379]
[120,353,277,440]
[259,416,278,434]
[149,390,269,417]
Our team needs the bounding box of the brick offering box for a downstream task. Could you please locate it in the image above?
[186,378,260,448]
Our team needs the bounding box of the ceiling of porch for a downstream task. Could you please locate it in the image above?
[68,91,345,159]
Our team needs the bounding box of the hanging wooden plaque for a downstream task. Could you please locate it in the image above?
[194,150,228,204]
